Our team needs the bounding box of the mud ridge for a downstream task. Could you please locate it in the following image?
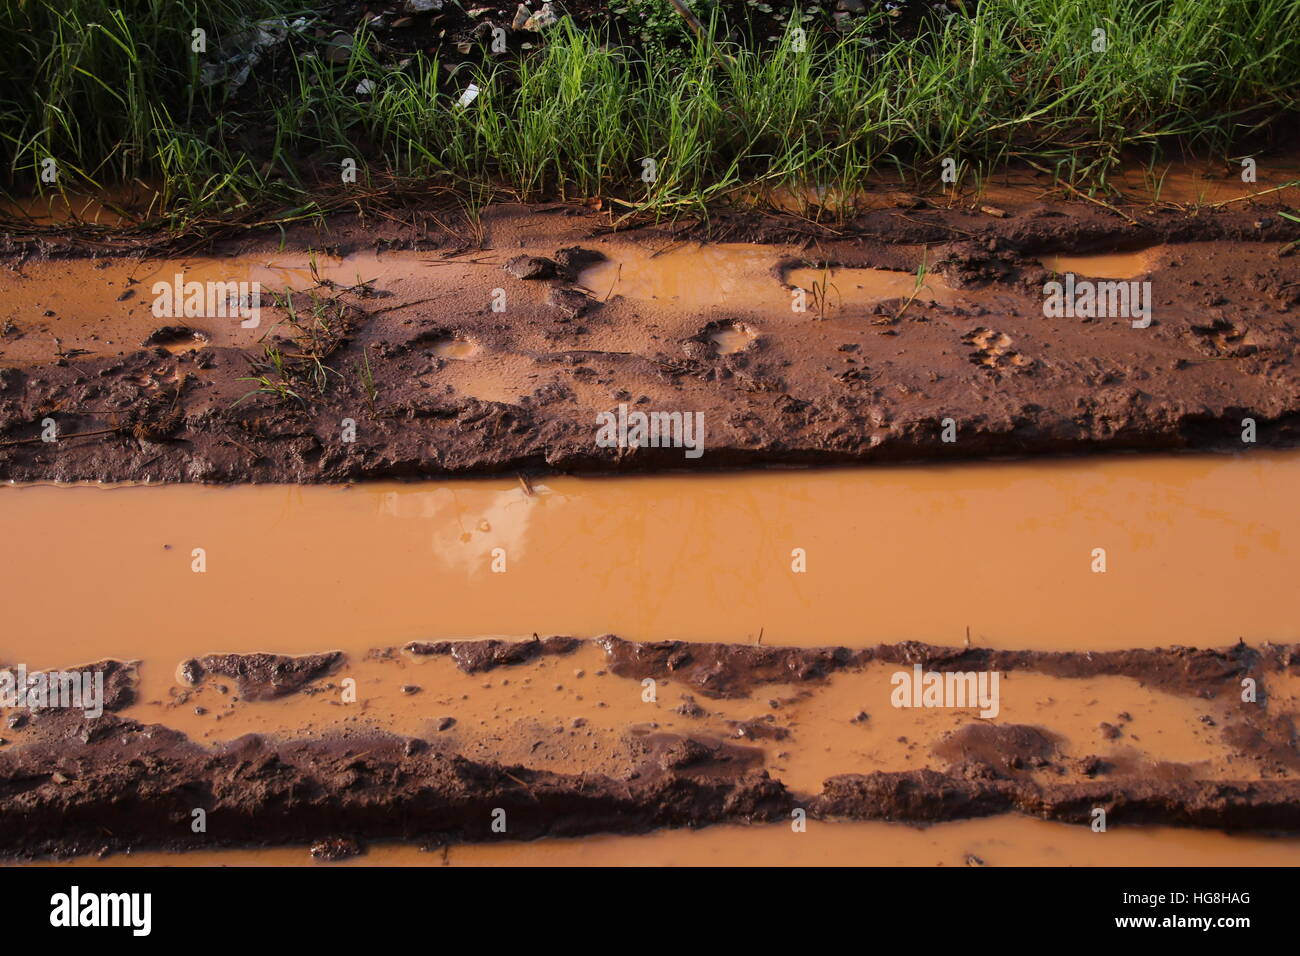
[5,716,1300,860]
[178,652,344,701]
[813,771,1300,831]
[595,635,1267,699]
[405,636,581,672]
[0,720,788,860]
[4,632,1300,859]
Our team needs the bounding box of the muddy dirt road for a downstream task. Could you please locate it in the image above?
[2,175,1299,483]
[2,176,1300,867]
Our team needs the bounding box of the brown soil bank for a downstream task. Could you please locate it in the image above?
[3,635,1299,859]
[5,721,1300,860]
[1,190,1298,483]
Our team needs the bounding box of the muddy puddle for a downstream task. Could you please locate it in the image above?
[88,642,1255,793]
[784,264,956,307]
[0,186,163,229]
[1111,159,1300,207]
[25,816,1300,867]
[578,244,954,313]
[0,238,964,367]
[0,250,430,365]
[0,242,762,368]
[3,452,1298,661]
[1040,249,1155,279]
[708,322,757,353]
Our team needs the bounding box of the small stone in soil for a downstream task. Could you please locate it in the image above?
[310,837,363,862]
[505,254,559,279]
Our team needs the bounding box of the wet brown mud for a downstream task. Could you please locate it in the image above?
[1,181,1299,482]
[3,625,1300,861]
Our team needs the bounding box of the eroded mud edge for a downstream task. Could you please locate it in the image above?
[3,636,1298,859]
[428,634,1273,700]
[6,724,1300,861]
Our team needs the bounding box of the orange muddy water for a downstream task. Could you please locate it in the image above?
[0,185,163,229]
[2,451,1297,665]
[29,817,1300,867]
[0,251,418,365]
[578,245,956,312]
[1040,250,1155,279]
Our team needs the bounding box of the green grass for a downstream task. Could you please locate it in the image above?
[0,1,285,195]
[2,0,1299,232]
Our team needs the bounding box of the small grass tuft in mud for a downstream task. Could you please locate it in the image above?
[235,288,359,407]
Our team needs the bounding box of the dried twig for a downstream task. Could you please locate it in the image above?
[0,427,117,448]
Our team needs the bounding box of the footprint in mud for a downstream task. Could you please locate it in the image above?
[417,344,539,406]
[130,365,184,390]
[708,322,757,355]
[430,336,481,360]
[142,326,209,354]
[963,327,1030,372]
[1188,318,1256,358]
[683,320,760,361]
